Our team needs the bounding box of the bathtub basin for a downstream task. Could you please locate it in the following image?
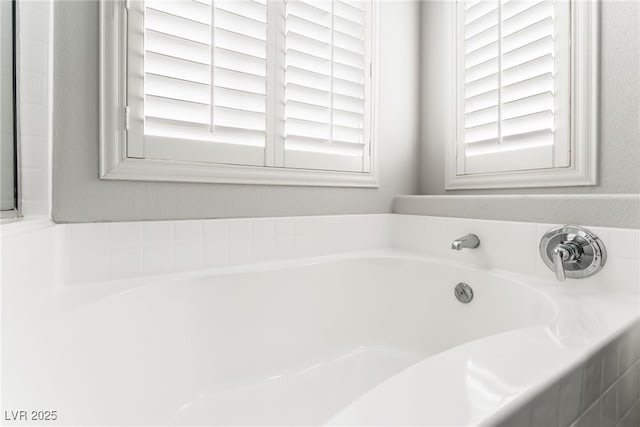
[3,252,634,425]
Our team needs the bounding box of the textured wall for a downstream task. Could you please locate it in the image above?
[418,0,640,195]
[51,1,420,223]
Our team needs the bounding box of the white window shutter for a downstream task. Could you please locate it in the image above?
[140,0,268,166]
[458,0,570,175]
[283,0,371,173]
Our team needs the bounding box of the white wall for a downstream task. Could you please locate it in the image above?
[51,0,420,223]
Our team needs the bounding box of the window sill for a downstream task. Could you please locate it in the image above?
[101,158,379,188]
[444,165,597,190]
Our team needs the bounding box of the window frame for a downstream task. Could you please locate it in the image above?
[99,0,380,188]
[444,0,599,190]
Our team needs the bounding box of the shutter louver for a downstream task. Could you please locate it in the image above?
[461,0,565,175]
[284,0,370,172]
[143,0,268,165]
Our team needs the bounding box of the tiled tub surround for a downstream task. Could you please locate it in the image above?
[62,215,390,284]
[495,320,640,427]
[2,214,639,426]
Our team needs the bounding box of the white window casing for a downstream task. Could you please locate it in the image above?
[100,0,379,187]
[444,0,599,190]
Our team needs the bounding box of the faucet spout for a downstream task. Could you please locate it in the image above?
[451,234,480,251]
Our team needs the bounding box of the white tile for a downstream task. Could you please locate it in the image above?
[595,257,640,293]
[19,70,47,105]
[20,168,48,202]
[108,246,142,279]
[19,135,48,169]
[530,383,560,427]
[229,239,252,264]
[479,220,509,269]
[618,322,640,375]
[609,229,640,260]
[496,405,530,427]
[20,39,48,74]
[294,217,317,236]
[619,398,640,427]
[203,221,228,267]
[229,220,252,240]
[253,239,275,262]
[68,248,109,284]
[70,223,108,250]
[390,214,430,253]
[275,236,295,259]
[295,235,319,257]
[602,338,620,391]
[143,222,173,248]
[507,222,539,275]
[580,399,601,427]
[68,224,109,283]
[20,5,49,42]
[252,219,275,240]
[108,222,142,248]
[616,360,640,417]
[274,218,295,237]
[174,221,203,271]
[600,384,617,427]
[559,365,583,427]
[143,246,174,275]
[582,351,603,410]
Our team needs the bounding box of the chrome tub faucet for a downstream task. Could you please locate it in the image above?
[451,234,480,251]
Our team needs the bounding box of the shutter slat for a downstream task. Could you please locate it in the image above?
[503,0,552,34]
[465,41,499,69]
[146,52,210,84]
[145,95,210,125]
[214,48,266,77]
[214,9,267,40]
[286,83,331,106]
[465,56,498,83]
[465,88,499,114]
[465,105,499,128]
[502,72,553,103]
[287,1,331,26]
[215,0,266,23]
[502,110,553,137]
[214,67,265,94]
[465,72,499,98]
[145,74,211,104]
[464,24,499,55]
[503,53,553,86]
[214,106,266,131]
[146,0,211,24]
[145,8,210,44]
[286,101,331,123]
[214,87,266,113]
[465,7,499,40]
[334,15,364,39]
[465,0,498,25]
[146,29,211,65]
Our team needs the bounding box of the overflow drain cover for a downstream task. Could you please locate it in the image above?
[454,283,473,303]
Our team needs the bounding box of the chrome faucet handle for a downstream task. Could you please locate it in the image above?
[540,225,606,281]
[552,246,568,281]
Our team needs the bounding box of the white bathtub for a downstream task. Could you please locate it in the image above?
[4,242,640,426]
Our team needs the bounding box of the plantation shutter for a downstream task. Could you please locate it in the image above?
[458,0,570,175]
[139,0,268,166]
[283,0,371,173]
